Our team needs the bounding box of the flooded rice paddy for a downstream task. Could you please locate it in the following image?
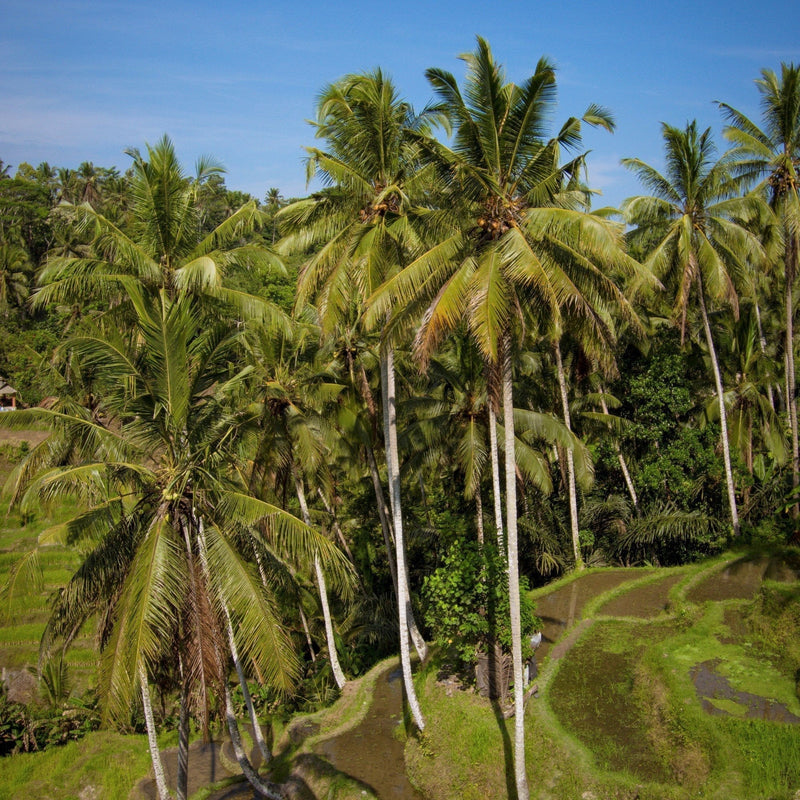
[315,665,423,799]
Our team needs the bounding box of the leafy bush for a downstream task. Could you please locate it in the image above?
[0,688,100,756]
[422,540,539,672]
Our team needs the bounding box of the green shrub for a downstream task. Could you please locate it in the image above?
[422,540,539,673]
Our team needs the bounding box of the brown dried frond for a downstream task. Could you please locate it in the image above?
[181,561,226,740]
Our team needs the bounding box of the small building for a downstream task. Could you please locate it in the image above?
[0,377,17,411]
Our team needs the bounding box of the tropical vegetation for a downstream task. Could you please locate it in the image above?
[0,37,798,800]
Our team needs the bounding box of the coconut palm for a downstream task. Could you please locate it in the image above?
[278,69,439,729]
[34,135,285,330]
[1,290,349,800]
[244,322,351,689]
[718,64,800,517]
[265,187,284,244]
[709,305,787,480]
[0,239,30,314]
[368,38,637,799]
[623,121,766,536]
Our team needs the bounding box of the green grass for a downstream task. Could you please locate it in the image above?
[0,488,93,695]
[0,730,153,800]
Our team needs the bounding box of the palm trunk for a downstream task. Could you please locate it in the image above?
[697,276,740,535]
[366,440,399,596]
[754,301,775,411]
[139,663,173,800]
[380,347,428,663]
[293,472,346,689]
[501,333,529,800]
[223,687,285,800]
[299,605,317,662]
[177,517,211,741]
[488,402,505,549]
[554,340,582,567]
[598,386,639,510]
[177,668,190,800]
[785,235,799,522]
[381,345,426,730]
[317,488,355,562]
[475,486,485,546]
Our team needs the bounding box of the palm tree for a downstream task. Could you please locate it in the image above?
[278,69,438,730]
[0,239,30,314]
[710,305,787,481]
[623,121,765,536]
[265,187,284,244]
[245,322,350,689]
[718,64,800,519]
[369,38,637,799]
[2,290,348,800]
[35,135,285,329]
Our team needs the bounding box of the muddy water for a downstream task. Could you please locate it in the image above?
[535,570,642,660]
[691,660,800,723]
[688,556,798,603]
[316,665,423,800]
[597,573,683,619]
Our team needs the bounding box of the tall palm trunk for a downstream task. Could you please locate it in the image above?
[554,340,582,567]
[488,402,505,548]
[598,385,639,510]
[223,687,285,800]
[785,236,799,521]
[139,664,173,800]
[177,665,190,800]
[753,301,776,411]
[293,472,347,689]
[381,345,426,730]
[475,486,485,545]
[697,275,740,534]
[365,442,400,597]
[380,347,428,663]
[317,488,355,562]
[501,333,529,800]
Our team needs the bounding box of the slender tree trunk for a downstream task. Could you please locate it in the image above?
[598,386,639,510]
[317,488,355,562]
[177,667,190,800]
[475,486,485,546]
[697,276,740,535]
[366,440,399,595]
[785,236,799,522]
[195,526,281,797]
[293,472,346,689]
[139,664,173,800]
[554,340,582,567]
[382,346,426,730]
[221,599,272,763]
[299,606,317,662]
[501,333,529,800]
[488,402,505,549]
[380,347,428,663]
[223,688,285,800]
[754,301,775,411]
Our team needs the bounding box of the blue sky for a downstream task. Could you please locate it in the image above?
[1,0,798,210]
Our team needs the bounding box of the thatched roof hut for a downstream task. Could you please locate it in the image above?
[0,377,17,409]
